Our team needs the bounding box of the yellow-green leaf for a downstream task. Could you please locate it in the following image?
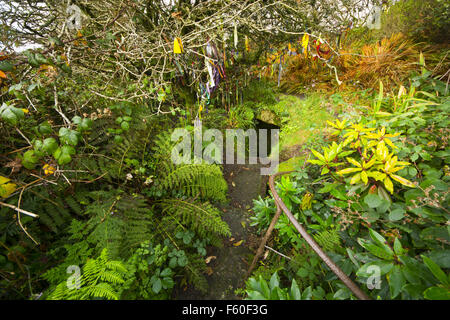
[376,141,388,160]
[391,175,416,188]
[346,157,361,168]
[233,240,244,247]
[384,138,397,150]
[384,176,394,194]
[368,171,386,181]
[311,149,325,162]
[336,167,361,175]
[364,158,376,169]
[361,171,368,185]
[350,173,361,184]
[0,176,17,198]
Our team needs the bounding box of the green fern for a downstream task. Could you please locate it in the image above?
[24,190,74,233]
[160,198,231,238]
[184,254,209,294]
[46,248,127,300]
[313,229,343,253]
[152,131,228,202]
[76,190,154,259]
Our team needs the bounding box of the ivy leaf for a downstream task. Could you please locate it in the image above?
[297,268,309,277]
[169,257,177,268]
[33,140,44,157]
[160,268,172,277]
[0,103,24,126]
[162,277,174,289]
[120,121,130,131]
[333,288,351,300]
[114,135,123,144]
[22,150,40,169]
[53,145,75,165]
[42,138,58,154]
[177,255,188,267]
[39,121,53,134]
[73,117,93,131]
[59,127,79,146]
[72,116,82,125]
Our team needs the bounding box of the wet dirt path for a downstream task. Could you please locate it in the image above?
[175,162,267,300]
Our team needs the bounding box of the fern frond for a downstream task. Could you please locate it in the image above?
[152,131,227,202]
[160,198,231,238]
[46,248,126,300]
[85,282,119,300]
[313,229,343,253]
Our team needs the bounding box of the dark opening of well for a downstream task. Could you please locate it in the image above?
[255,119,280,158]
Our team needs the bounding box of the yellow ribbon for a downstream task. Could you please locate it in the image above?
[198,104,203,119]
[173,37,184,54]
[302,34,309,58]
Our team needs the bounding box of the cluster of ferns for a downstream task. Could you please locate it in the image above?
[21,113,231,299]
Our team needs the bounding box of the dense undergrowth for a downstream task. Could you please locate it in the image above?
[0,0,449,301]
[244,60,450,300]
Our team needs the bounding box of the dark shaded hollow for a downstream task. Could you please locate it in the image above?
[254,119,280,158]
